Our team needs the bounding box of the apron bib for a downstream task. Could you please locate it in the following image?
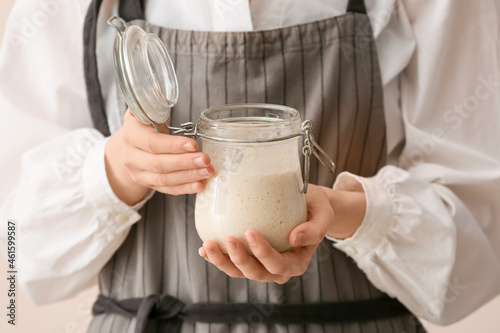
[83,0,426,332]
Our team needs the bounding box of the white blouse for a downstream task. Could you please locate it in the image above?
[0,0,499,326]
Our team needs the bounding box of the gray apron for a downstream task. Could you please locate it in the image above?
[83,0,426,332]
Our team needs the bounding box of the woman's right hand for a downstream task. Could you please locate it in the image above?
[105,110,215,205]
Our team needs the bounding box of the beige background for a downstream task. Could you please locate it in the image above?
[1,0,499,332]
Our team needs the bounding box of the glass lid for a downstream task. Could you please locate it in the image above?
[108,16,178,125]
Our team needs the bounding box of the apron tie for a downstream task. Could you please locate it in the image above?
[92,294,185,333]
[92,293,412,332]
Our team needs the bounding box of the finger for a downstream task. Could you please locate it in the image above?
[289,203,333,248]
[198,247,209,261]
[131,132,198,155]
[124,147,212,173]
[152,181,205,196]
[288,221,327,248]
[203,241,244,278]
[245,231,303,277]
[225,236,277,282]
[135,166,215,188]
[123,112,199,154]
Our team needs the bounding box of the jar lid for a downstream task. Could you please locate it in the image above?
[108,16,178,125]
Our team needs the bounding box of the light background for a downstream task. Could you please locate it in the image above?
[1,0,499,332]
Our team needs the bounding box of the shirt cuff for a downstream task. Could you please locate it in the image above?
[325,166,409,262]
[82,138,155,236]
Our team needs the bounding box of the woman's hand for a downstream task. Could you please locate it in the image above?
[198,184,336,284]
[105,110,215,205]
[199,184,367,283]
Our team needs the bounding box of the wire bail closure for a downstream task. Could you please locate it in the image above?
[162,120,335,194]
[300,120,336,193]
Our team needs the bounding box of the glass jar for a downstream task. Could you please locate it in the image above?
[194,104,307,254]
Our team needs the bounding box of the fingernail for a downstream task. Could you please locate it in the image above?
[183,142,196,152]
[194,157,207,167]
[198,168,210,177]
[226,241,236,252]
[198,248,205,257]
[191,182,202,191]
[246,232,257,245]
[294,232,305,246]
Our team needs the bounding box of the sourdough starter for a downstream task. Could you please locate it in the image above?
[195,167,307,254]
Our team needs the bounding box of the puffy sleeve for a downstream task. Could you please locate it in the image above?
[0,0,152,304]
[328,0,500,325]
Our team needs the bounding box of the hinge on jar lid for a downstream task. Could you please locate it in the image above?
[300,120,336,193]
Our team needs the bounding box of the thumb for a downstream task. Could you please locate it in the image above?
[289,202,334,247]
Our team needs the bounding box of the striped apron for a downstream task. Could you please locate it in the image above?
[83,0,427,332]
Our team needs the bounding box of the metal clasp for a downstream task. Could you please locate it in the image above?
[300,120,335,193]
[165,122,198,137]
[150,122,198,137]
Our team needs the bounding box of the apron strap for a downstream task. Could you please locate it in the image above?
[93,293,411,333]
[347,0,367,14]
[119,0,146,22]
[83,0,111,136]
[82,0,146,137]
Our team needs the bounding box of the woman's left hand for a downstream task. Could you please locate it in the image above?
[198,184,335,284]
